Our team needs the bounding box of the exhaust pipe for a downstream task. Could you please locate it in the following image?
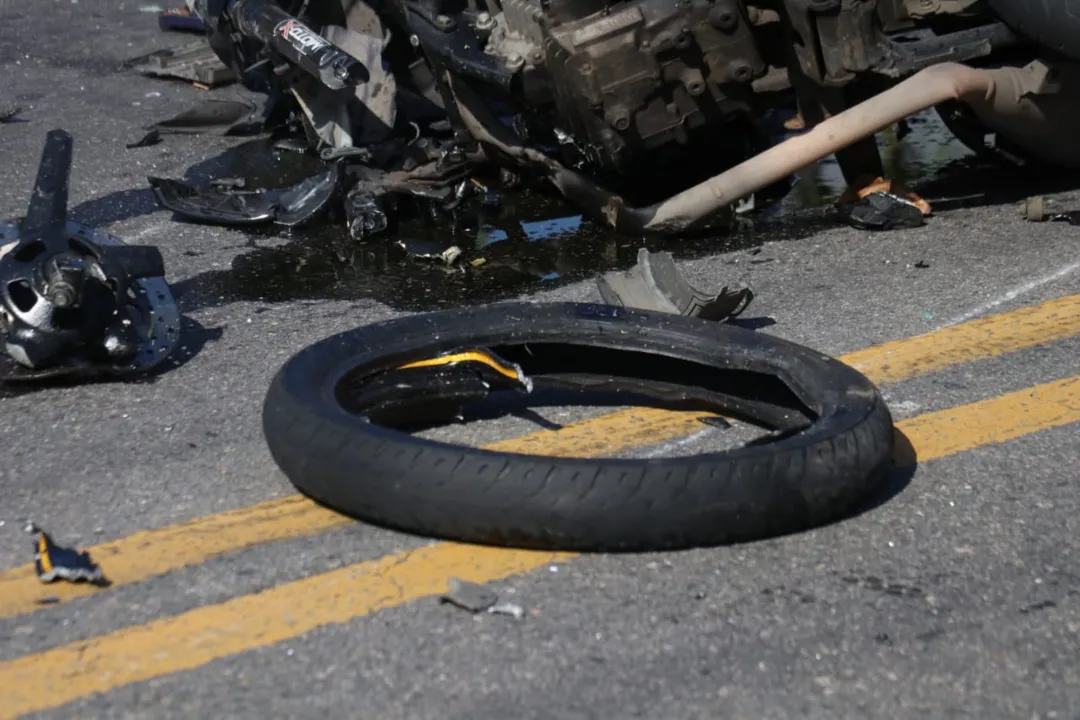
[451,62,1000,235]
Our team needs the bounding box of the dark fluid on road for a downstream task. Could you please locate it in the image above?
[177,109,993,313]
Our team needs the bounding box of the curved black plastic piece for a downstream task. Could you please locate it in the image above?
[148,162,340,227]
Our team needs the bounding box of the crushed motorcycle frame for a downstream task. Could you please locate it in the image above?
[164,0,1080,237]
[262,301,896,552]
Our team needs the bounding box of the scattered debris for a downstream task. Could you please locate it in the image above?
[130,39,236,88]
[836,177,929,230]
[488,602,525,619]
[0,130,180,382]
[836,191,926,230]
[699,416,733,429]
[1017,196,1080,225]
[441,578,499,613]
[31,530,108,586]
[148,162,341,227]
[440,579,525,618]
[914,260,930,269]
[0,106,21,123]
[597,249,754,321]
[35,596,61,605]
[396,238,463,266]
[158,5,206,32]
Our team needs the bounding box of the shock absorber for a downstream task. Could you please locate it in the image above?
[226,0,371,90]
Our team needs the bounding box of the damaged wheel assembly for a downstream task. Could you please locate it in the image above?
[262,301,895,552]
[0,130,180,382]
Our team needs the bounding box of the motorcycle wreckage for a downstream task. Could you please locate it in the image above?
[165,0,1080,237]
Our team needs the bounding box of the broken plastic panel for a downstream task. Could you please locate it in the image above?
[441,577,498,613]
[148,161,341,227]
[596,248,754,321]
[33,531,108,586]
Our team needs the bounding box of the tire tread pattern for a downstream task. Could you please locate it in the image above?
[262,302,895,552]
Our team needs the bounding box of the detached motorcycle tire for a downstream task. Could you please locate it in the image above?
[989,0,1080,61]
[262,302,895,552]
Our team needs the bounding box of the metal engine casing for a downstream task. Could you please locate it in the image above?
[484,0,767,174]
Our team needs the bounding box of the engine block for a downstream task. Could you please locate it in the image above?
[484,0,768,174]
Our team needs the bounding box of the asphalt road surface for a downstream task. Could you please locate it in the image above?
[2,3,1080,718]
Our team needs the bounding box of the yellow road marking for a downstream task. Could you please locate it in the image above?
[0,497,352,619]
[1,292,1078,618]
[2,374,1079,719]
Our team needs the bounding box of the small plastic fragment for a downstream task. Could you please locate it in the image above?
[32,531,108,586]
[597,248,754,321]
[441,578,498,613]
[487,602,525,619]
[836,191,925,230]
[699,416,733,429]
[148,163,340,227]
[0,106,22,123]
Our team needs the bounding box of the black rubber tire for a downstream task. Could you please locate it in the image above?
[989,0,1080,61]
[262,302,895,552]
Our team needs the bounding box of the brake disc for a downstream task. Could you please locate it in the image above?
[0,219,181,380]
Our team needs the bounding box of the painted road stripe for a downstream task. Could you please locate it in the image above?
[1,293,1079,619]
[1,375,1078,719]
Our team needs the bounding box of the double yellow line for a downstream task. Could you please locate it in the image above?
[1,294,1079,718]
[5,294,1080,620]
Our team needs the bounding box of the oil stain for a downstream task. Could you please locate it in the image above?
[171,141,774,313]
[168,112,1009,313]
